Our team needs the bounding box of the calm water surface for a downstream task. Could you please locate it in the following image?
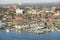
[0,30,60,40]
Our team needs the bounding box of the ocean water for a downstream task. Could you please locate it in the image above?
[0,30,60,40]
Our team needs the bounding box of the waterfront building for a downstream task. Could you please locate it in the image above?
[51,7,56,11]
[16,8,24,16]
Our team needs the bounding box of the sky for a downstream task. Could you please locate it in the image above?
[0,0,60,4]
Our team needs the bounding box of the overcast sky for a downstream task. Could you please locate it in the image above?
[0,0,60,4]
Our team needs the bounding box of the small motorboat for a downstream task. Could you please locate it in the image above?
[6,29,10,32]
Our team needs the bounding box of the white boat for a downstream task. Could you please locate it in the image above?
[11,29,14,31]
[6,29,9,32]
[57,30,60,32]
[51,29,54,32]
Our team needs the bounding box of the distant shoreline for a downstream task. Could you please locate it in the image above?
[0,2,60,7]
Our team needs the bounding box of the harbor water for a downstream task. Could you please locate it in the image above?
[0,30,60,40]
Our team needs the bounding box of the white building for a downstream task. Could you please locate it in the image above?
[16,8,24,14]
[27,9,37,14]
[53,12,60,16]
